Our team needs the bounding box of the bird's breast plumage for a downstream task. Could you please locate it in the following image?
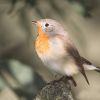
[35,34,49,55]
[35,34,67,61]
[35,34,67,74]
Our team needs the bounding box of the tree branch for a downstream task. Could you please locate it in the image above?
[34,79,74,100]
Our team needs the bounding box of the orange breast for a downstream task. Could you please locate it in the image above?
[35,26,49,54]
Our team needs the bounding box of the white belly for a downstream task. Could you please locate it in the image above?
[38,51,79,76]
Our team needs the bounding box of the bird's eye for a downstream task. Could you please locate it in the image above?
[45,23,49,27]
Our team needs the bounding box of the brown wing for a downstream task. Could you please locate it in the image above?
[55,34,90,84]
[67,45,90,85]
[81,57,92,65]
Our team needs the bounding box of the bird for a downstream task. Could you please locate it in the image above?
[32,19,100,86]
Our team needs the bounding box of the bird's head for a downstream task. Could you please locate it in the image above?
[32,19,65,37]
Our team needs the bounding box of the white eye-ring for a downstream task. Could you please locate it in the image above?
[42,22,49,29]
[42,22,54,32]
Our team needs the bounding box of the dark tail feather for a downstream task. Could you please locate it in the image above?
[81,56,100,73]
[95,66,100,73]
[81,72,90,85]
[80,69,90,85]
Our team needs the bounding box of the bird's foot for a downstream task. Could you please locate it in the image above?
[47,76,65,85]
[64,76,77,87]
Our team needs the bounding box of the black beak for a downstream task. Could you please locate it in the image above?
[32,20,37,24]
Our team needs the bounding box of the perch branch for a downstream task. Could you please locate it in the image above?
[34,79,74,100]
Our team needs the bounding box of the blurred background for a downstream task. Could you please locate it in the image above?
[0,0,100,100]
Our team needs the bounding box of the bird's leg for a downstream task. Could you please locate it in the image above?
[47,76,65,85]
[47,75,77,87]
[64,76,77,87]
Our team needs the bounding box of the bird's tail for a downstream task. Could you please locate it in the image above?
[81,57,100,72]
[94,66,100,72]
[83,64,100,72]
